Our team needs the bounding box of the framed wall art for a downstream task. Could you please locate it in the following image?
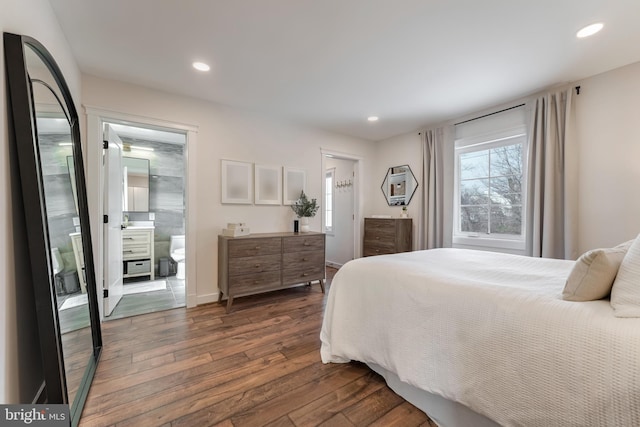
[283,167,306,205]
[221,159,253,204]
[254,164,281,205]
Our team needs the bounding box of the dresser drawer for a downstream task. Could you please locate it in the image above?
[282,265,325,285]
[363,242,396,257]
[283,251,324,267]
[123,244,151,260]
[123,231,151,246]
[229,237,281,258]
[229,254,281,276]
[229,271,282,295]
[283,235,325,253]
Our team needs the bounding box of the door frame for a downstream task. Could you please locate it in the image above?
[320,148,363,260]
[85,106,199,319]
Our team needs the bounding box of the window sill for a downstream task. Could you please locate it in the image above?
[453,235,525,251]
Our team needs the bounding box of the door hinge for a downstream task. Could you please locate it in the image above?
[103,140,108,149]
[103,214,108,224]
[103,289,108,298]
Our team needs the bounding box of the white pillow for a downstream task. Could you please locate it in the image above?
[563,241,632,302]
[611,235,640,317]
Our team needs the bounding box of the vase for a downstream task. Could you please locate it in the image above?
[300,217,310,232]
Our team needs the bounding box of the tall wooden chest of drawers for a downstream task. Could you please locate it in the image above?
[363,218,412,257]
[218,232,325,312]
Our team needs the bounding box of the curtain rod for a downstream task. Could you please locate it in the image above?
[454,103,525,126]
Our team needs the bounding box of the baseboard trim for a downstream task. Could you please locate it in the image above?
[326,261,343,269]
[196,291,219,306]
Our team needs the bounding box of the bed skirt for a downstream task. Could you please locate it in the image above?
[367,363,500,427]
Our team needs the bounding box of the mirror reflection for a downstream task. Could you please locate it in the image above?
[26,43,93,411]
[381,164,418,206]
[123,157,150,212]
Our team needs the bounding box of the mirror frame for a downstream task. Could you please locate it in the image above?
[4,32,102,424]
[381,164,418,206]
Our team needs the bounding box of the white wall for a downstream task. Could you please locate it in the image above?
[1,0,83,403]
[373,132,423,250]
[575,61,640,253]
[81,75,377,304]
[325,157,356,266]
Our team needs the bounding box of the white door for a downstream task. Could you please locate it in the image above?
[103,124,124,316]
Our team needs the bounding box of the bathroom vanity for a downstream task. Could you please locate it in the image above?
[122,227,155,280]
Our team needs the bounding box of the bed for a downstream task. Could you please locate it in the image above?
[320,248,640,427]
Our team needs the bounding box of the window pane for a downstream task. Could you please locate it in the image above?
[490,144,522,177]
[490,205,522,235]
[460,178,490,205]
[460,150,489,180]
[460,205,488,233]
[490,176,521,205]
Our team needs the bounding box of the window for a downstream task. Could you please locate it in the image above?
[325,169,335,234]
[453,106,527,250]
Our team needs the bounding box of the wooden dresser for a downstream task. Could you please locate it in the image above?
[218,232,325,312]
[363,218,412,256]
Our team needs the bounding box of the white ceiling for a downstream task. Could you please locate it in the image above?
[49,0,640,142]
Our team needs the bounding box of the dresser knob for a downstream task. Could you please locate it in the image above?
[303,257,308,261]
[302,273,309,277]
[376,249,380,253]
[303,242,310,246]
[375,237,380,240]
[254,280,260,284]
[255,246,261,250]
[255,264,260,268]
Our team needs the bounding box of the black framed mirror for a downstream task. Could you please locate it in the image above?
[381,164,418,206]
[4,32,102,425]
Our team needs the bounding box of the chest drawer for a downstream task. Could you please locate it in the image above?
[229,237,281,258]
[283,235,325,253]
[228,254,281,276]
[123,244,151,259]
[229,271,282,294]
[363,243,396,257]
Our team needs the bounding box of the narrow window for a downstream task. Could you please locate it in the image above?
[325,169,334,234]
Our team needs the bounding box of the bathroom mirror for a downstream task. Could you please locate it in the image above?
[123,157,150,212]
[4,33,102,425]
[381,164,418,206]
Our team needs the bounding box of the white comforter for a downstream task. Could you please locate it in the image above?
[320,249,640,427]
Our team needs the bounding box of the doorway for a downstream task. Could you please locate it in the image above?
[103,122,187,319]
[321,150,362,267]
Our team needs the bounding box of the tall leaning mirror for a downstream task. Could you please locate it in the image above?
[4,32,102,425]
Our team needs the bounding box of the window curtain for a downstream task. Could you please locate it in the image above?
[419,128,445,249]
[526,88,578,259]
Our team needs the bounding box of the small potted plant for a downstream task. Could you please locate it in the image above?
[291,190,319,232]
[401,206,408,218]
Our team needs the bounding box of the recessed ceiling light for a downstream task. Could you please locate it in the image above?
[367,116,379,122]
[192,62,210,72]
[576,23,604,38]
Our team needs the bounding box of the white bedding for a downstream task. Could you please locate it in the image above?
[320,248,640,426]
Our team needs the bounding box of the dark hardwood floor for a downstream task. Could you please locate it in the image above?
[79,268,435,426]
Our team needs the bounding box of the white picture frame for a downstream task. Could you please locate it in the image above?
[254,164,282,205]
[283,167,307,205]
[221,160,253,204]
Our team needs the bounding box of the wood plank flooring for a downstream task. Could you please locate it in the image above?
[80,268,436,426]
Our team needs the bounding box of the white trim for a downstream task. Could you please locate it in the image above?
[325,261,344,269]
[84,106,199,318]
[321,148,363,259]
[197,291,220,306]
